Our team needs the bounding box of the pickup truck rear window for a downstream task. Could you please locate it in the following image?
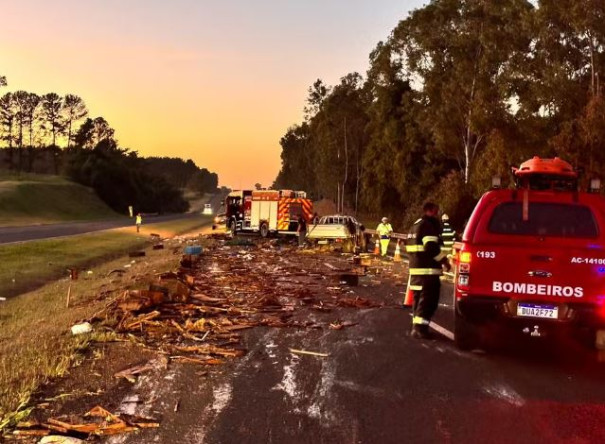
[488,202,598,238]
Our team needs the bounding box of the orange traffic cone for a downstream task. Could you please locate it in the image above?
[373,237,380,255]
[403,275,414,307]
[393,240,402,262]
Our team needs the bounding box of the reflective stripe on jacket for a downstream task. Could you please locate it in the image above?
[407,215,444,276]
[442,222,455,247]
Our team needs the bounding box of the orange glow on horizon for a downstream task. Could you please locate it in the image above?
[0,0,421,188]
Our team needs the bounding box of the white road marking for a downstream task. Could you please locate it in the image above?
[483,384,526,407]
[430,321,455,341]
[324,262,337,270]
[272,355,301,411]
[211,382,233,413]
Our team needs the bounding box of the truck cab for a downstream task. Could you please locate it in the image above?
[453,157,605,350]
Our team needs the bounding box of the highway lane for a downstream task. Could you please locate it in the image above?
[0,193,224,245]
[107,250,605,444]
[0,213,198,245]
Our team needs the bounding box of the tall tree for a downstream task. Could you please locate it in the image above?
[12,91,28,150]
[0,93,16,169]
[304,79,331,120]
[62,94,88,148]
[23,93,41,172]
[11,91,31,171]
[391,0,534,184]
[24,93,41,148]
[40,93,64,147]
[72,117,116,149]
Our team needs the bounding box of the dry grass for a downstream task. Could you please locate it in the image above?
[0,216,212,299]
[0,218,210,430]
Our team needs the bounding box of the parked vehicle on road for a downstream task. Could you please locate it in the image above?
[203,203,213,215]
[453,157,605,351]
[307,215,366,251]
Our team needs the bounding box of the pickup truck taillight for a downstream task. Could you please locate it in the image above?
[457,250,471,292]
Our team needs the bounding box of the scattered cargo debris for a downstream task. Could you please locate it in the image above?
[289,348,329,358]
[70,322,93,336]
[184,245,202,255]
[128,251,146,258]
[13,406,158,439]
[40,436,85,443]
[11,232,397,439]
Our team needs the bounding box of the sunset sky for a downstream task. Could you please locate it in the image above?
[1,0,425,188]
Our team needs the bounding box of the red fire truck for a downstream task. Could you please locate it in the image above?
[453,157,605,350]
[222,189,313,237]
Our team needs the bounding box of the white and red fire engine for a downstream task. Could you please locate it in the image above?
[222,189,313,237]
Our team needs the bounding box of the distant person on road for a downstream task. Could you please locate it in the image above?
[376,217,393,256]
[135,213,142,233]
[297,215,307,247]
[441,213,456,257]
[406,202,451,339]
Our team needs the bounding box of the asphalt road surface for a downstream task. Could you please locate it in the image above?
[0,213,198,245]
[105,247,605,444]
[0,194,224,245]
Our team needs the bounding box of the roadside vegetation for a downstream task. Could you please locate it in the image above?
[274,1,605,229]
[0,217,211,299]
[0,173,119,226]
[0,78,219,215]
[0,217,211,430]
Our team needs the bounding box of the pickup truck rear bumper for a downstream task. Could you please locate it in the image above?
[457,296,605,330]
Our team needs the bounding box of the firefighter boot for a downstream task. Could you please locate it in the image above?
[410,324,433,340]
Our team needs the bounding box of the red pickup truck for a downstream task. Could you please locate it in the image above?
[453,157,605,350]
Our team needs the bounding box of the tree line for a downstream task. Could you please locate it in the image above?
[274,0,605,229]
[0,78,218,214]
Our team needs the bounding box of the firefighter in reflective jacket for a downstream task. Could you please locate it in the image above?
[406,202,451,339]
[441,214,455,257]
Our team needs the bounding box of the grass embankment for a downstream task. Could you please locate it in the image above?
[0,217,211,299]
[0,173,120,227]
[0,216,211,430]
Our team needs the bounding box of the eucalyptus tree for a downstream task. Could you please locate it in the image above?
[390,0,535,184]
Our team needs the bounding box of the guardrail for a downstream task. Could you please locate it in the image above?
[364,228,408,240]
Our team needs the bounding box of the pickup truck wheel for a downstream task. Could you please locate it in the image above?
[454,310,481,351]
[259,222,269,238]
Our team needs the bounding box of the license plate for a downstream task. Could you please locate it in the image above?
[517,303,558,319]
[318,240,328,245]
